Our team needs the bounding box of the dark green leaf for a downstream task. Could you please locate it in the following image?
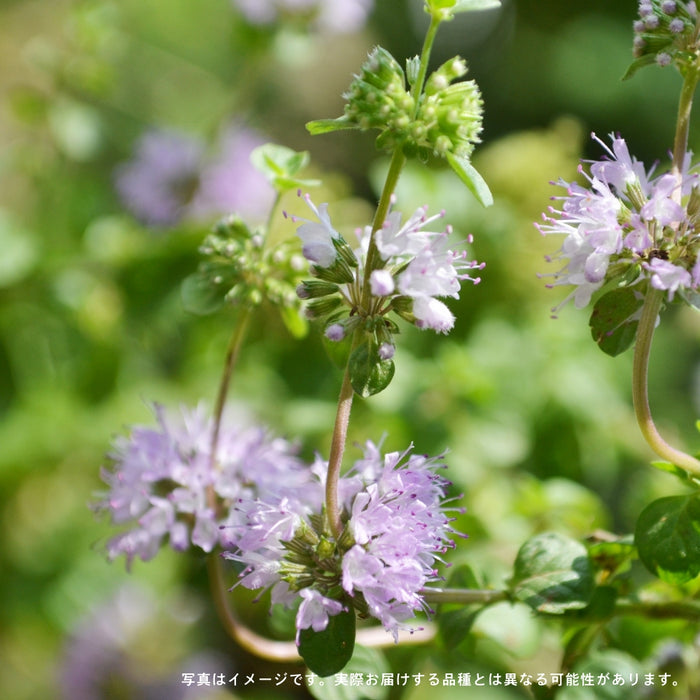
[306,645,389,700]
[635,494,700,584]
[436,564,483,652]
[589,287,643,356]
[348,341,395,397]
[298,609,356,677]
[511,532,594,613]
[445,153,493,207]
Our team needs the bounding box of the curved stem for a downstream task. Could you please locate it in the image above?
[633,289,700,476]
[207,555,436,660]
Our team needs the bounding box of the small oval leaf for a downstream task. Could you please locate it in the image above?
[589,287,643,356]
[298,609,356,677]
[511,532,594,613]
[348,341,395,397]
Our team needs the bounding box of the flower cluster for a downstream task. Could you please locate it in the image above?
[114,125,274,227]
[311,47,483,161]
[225,440,462,641]
[288,193,483,352]
[93,404,310,568]
[537,133,700,313]
[230,0,374,34]
[632,1,699,70]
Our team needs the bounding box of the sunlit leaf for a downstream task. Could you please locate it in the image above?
[511,532,594,613]
[446,153,493,207]
[635,494,700,584]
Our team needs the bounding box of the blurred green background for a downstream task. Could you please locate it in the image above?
[2,0,699,698]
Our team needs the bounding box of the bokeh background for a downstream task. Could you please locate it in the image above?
[2,0,699,698]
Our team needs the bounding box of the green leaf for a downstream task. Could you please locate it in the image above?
[298,609,356,677]
[635,494,700,584]
[557,650,644,700]
[348,340,395,397]
[511,532,594,613]
[589,287,643,356]
[621,54,657,81]
[452,0,502,12]
[250,143,320,192]
[445,153,493,207]
[306,645,389,700]
[279,305,308,339]
[437,565,483,653]
[181,270,226,315]
[306,118,357,136]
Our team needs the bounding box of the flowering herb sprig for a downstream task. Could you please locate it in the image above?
[224,441,463,650]
[93,404,310,568]
[539,3,700,482]
[537,132,700,334]
[287,192,483,396]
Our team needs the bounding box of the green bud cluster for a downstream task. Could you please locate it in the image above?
[412,57,483,159]
[628,1,700,77]
[342,47,416,146]
[183,215,303,316]
[311,46,483,161]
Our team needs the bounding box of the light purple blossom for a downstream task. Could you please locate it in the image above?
[537,132,700,313]
[231,0,373,34]
[644,257,692,298]
[114,131,203,227]
[115,125,274,227]
[225,440,462,641]
[289,195,341,267]
[94,403,310,567]
[296,589,346,643]
[289,193,484,336]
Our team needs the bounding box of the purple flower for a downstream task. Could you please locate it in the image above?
[94,403,309,567]
[289,193,484,338]
[225,440,463,641]
[296,589,346,643]
[537,132,700,313]
[115,125,274,227]
[231,0,373,34]
[114,130,204,227]
[191,126,275,223]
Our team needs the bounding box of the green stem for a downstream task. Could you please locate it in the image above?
[323,13,444,539]
[410,14,442,109]
[421,587,509,606]
[325,361,357,539]
[614,598,700,620]
[672,68,700,176]
[632,289,700,476]
[210,308,252,466]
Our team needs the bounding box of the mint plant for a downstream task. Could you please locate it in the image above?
[92,0,700,695]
